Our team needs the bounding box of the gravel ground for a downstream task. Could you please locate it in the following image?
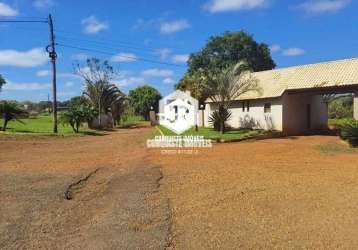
[2,128,358,249]
[152,135,358,249]
[0,127,170,249]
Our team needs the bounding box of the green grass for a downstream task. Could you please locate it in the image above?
[316,143,358,155]
[328,118,356,129]
[0,114,100,136]
[118,115,146,128]
[157,125,267,142]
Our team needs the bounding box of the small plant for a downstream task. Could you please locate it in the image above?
[208,106,232,133]
[0,101,28,131]
[340,120,358,147]
[60,106,97,133]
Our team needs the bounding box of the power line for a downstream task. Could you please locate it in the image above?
[57,43,185,68]
[56,35,160,55]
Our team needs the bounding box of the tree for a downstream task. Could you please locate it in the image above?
[60,106,97,133]
[0,101,28,131]
[205,62,260,133]
[62,96,88,108]
[128,85,162,120]
[76,58,125,127]
[177,31,274,97]
[188,31,275,74]
[0,74,6,92]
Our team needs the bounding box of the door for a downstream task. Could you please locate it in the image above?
[307,104,311,129]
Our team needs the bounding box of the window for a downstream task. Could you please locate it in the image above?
[264,103,271,113]
[242,101,250,112]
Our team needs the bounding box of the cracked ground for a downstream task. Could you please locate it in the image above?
[0,127,170,249]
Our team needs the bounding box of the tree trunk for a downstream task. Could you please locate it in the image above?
[76,122,80,133]
[2,119,8,131]
[220,121,224,134]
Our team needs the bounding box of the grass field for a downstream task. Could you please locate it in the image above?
[0,114,98,136]
[157,125,266,141]
[118,115,146,128]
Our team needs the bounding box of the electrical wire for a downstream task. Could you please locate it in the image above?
[56,43,185,68]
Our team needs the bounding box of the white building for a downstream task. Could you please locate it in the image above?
[203,58,358,135]
[158,90,199,134]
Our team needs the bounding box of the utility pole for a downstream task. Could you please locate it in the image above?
[47,14,58,133]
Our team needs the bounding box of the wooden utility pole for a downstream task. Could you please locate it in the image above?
[47,14,58,133]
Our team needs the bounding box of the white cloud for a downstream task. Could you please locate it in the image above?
[299,0,350,14]
[282,48,305,56]
[172,54,189,63]
[33,0,55,9]
[81,16,108,34]
[115,77,146,87]
[36,70,50,77]
[0,48,48,67]
[163,78,176,85]
[141,68,174,78]
[0,2,18,16]
[71,53,88,61]
[3,81,50,91]
[204,0,268,13]
[270,44,281,53]
[64,81,74,87]
[154,48,172,60]
[160,19,191,34]
[111,53,138,62]
[58,91,76,97]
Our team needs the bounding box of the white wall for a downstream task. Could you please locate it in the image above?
[204,98,283,131]
[282,93,328,135]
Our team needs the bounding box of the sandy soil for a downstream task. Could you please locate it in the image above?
[0,127,170,249]
[2,128,358,249]
[152,135,358,249]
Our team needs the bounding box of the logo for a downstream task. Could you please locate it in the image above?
[157,90,198,134]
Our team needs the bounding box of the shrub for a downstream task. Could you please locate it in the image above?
[209,107,232,133]
[60,106,97,133]
[340,120,358,147]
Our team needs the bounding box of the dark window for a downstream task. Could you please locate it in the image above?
[264,103,271,113]
[247,101,250,112]
[242,102,245,112]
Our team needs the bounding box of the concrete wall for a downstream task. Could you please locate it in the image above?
[282,93,328,135]
[354,92,358,120]
[204,98,283,131]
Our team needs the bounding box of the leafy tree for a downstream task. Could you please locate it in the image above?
[177,31,274,97]
[188,31,275,74]
[76,58,125,126]
[328,95,353,119]
[62,96,88,108]
[60,106,97,133]
[128,85,162,120]
[0,74,6,92]
[205,62,259,133]
[0,101,28,131]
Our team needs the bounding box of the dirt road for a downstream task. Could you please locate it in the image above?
[0,127,170,249]
[153,135,358,249]
[2,128,358,249]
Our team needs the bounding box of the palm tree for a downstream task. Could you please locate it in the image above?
[76,58,125,127]
[205,62,260,133]
[0,101,27,131]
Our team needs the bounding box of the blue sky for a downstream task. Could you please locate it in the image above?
[0,0,357,101]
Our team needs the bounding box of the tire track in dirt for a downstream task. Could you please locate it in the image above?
[0,127,172,249]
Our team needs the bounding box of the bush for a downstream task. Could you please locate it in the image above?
[60,106,97,133]
[209,107,232,132]
[340,120,358,147]
[328,95,353,119]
